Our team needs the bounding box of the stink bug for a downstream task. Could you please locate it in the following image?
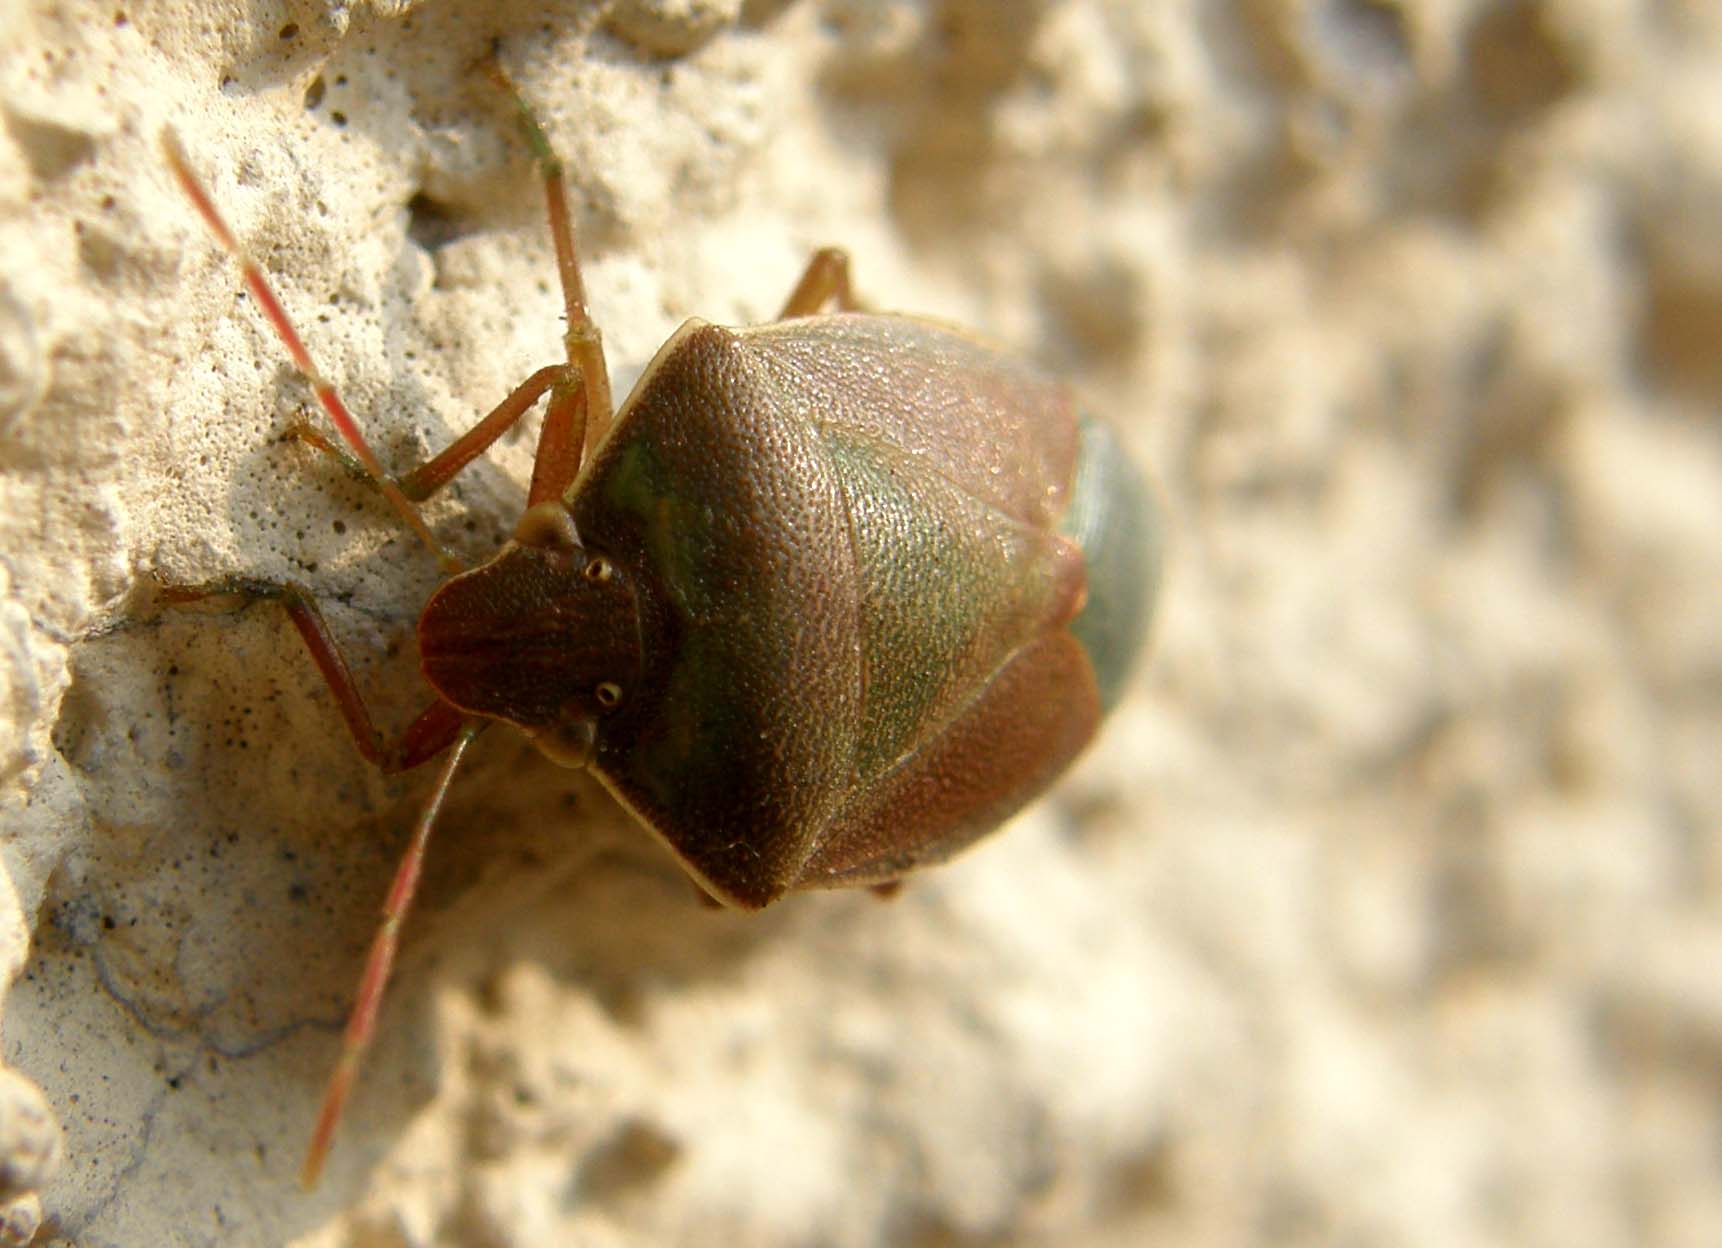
[163,61,1162,1188]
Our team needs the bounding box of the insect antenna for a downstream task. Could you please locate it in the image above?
[301,722,483,1189]
[160,128,460,573]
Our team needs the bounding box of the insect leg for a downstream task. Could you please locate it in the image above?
[158,579,464,772]
[161,129,457,572]
[778,247,861,318]
[391,363,585,503]
[288,360,588,509]
[479,58,616,457]
[524,368,589,507]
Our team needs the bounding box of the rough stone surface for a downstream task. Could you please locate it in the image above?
[2,1,1720,1245]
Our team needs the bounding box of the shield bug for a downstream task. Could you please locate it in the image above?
[162,61,1162,1187]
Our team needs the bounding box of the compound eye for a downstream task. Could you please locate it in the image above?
[584,557,615,583]
[594,681,623,709]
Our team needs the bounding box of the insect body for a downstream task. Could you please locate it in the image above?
[422,312,1160,908]
[164,64,1161,1187]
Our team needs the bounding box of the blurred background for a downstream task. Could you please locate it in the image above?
[1,1,1718,1245]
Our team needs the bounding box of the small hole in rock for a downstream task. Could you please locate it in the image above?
[573,1120,682,1203]
[406,191,473,252]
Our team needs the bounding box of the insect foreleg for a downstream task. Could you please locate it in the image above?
[387,362,586,504]
[158,579,465,772]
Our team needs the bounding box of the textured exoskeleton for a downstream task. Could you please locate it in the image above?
[420,312,1162,908]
